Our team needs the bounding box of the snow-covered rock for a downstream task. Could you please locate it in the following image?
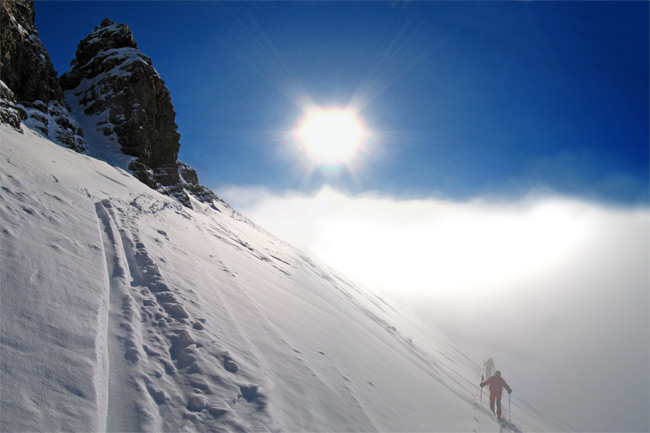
[60,18,188,202]
[0,123,570,432]
[0,80,24,131]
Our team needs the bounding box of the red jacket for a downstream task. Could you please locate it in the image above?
[482,375,512,397]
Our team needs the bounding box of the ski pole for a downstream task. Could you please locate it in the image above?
[480,375,484,404]
[508,391,511,420]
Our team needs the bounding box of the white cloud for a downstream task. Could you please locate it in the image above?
[221,185,640,295]
[219,184,649,432]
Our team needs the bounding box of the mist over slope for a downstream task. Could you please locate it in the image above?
[0,124,569,432]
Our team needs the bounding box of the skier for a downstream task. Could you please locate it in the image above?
[484,357,495,378]
[480,370,512,421]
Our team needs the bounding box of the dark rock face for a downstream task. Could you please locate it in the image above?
[61,19,181,182]
[0,0,61,103]
[72,18,138,71]
[0,0,85,151]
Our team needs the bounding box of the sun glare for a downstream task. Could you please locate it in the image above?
[296,108,367,165]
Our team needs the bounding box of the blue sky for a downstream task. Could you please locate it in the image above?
[36,1,648,205]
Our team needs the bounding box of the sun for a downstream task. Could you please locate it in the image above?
[296,108,367,165]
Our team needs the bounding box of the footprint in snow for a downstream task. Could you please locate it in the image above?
[239,384,267,409]
[186,394,208,412]
[223,356,239,373]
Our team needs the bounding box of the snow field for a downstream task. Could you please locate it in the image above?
[0,124,564,432]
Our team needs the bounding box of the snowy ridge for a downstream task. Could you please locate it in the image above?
[0,124,567,432]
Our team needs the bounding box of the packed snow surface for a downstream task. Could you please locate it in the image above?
[0,124,568,432]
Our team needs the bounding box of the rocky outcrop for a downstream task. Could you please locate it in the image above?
[60,18,222,209]
[0,81,24,132]
[60,19,183,194]
[178,162,224,207]
[3,6,221,210]
[0,0,85,151]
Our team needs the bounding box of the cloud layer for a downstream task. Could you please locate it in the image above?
[219,185,649,432]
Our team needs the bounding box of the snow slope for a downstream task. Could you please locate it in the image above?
[0,124,568,432]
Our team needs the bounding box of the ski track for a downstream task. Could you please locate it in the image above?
[95,200,150,432]
[94,196,281,432]
[92,203,111,433]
